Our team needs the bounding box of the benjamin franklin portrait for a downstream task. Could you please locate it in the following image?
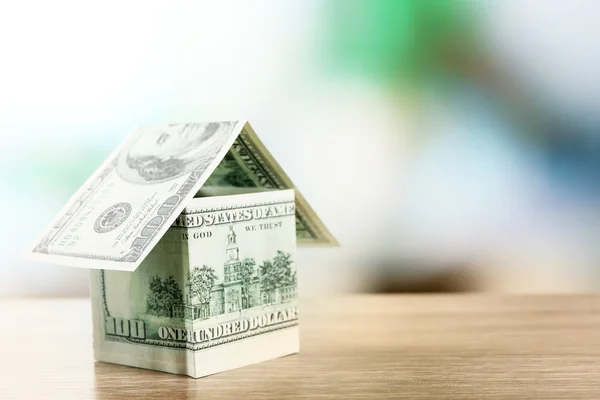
[117,122,236,184]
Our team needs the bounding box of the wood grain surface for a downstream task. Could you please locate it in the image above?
[1,295,600,399]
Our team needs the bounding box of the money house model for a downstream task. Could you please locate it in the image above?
[27,121,337,378]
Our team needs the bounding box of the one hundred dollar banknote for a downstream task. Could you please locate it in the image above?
[91,190,299,377]
[26,121,337,271]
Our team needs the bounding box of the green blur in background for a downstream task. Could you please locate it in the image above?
[325,0,477,90]
[6,0,600,297]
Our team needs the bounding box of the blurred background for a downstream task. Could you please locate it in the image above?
[3,0,600,296]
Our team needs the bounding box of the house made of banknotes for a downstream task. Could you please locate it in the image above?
[27,121,337,378]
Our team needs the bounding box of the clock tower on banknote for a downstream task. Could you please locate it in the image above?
[224,225,240,281]
[224,226,242,312]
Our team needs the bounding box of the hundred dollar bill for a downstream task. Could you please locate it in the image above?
[27,122,244,271]
[27,121,337,271]
[202,124,338,246]
[90,190,298,378]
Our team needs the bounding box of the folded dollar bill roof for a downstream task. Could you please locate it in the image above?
[27,121,337,271]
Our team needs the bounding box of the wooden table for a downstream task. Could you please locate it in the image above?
[1,295,600,399]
